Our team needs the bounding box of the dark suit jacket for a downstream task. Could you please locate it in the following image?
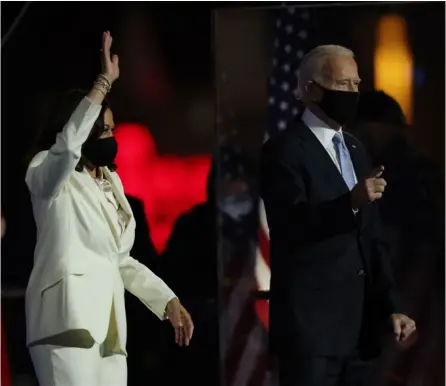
[260,121,401,358]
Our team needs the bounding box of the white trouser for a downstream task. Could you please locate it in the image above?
[29,343,127,386]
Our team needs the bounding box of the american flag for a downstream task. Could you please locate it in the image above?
[222,5,316,386]
[256,4,314,339]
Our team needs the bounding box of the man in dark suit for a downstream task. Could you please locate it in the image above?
[260,45,416,386]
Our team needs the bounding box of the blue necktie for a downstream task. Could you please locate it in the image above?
[332,132,356,190]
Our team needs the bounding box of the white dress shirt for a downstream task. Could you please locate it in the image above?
[302,108,357,184]
[94,170,130,237]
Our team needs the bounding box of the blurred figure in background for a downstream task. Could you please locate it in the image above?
[159,164,219,386]
[124,194,165,386]
[160,146,255,386]
[348,90,444,386]
[125,195,160,273]
[349,90,443,301]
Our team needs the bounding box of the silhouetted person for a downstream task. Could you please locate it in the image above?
[124,194,164,386]
[350,90,443,299]
[125,195,159,272]
[349,90,444,386]
[351,90,443,233]
[159,166,218,385]
[160,147,255,386]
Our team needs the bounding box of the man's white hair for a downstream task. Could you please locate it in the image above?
[296,45,355,100]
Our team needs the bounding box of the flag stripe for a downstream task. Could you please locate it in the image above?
[255,3,313,326]
[226,5,314,386]
[258,228,271,267]
[256,246,271,292]
[251,5,314,386]
[225,298,259,385]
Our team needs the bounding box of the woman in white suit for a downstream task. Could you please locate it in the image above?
[25,31,193,386]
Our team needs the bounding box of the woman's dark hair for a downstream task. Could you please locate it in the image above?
[26,89,116,172]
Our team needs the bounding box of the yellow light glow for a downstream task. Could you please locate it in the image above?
[374,14,413,123]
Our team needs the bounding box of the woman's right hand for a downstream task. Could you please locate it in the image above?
[101,31,119,85]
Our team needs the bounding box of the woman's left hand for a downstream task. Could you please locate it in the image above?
[165,297,194,347]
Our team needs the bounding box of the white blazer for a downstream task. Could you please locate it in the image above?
[25,97,176,348]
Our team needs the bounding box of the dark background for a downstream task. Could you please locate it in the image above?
[2,2,444,386]
[2,1,444,283]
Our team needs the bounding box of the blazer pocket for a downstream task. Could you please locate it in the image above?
[40,273,85,297]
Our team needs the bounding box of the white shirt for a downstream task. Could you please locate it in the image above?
[302,108,357,184]
[93,170,130,236]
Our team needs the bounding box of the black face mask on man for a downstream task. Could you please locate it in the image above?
[82,137,118,167]
[313,81,359,126]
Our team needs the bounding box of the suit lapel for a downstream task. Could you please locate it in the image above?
[77,170,126,248]
[343,133,373,233]
[102,168,134,238]
[296,123,373,231]
[344,133,367,180]
[297,124,349,195]
[102,168,131,215]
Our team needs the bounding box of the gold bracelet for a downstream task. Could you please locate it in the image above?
[95,77,111,88]
[98,74,112,88]
[93,80,109,95]
[94,78,111,92]
[93,84,107,97]
[94,80,111,92]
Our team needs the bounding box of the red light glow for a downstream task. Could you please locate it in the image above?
[114,123,211,253]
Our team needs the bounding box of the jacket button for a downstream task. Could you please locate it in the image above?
[358,269,366,276]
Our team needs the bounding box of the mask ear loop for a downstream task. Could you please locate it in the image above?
[294,81,316,106]
[293,80,311,101]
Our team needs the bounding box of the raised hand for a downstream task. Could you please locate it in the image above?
[351,166,387,209]
[101,31,119,85]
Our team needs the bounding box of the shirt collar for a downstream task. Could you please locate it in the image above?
[302,108,344,149]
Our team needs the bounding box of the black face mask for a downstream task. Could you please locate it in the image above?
[314,82,359,125]
[82,137,118,167]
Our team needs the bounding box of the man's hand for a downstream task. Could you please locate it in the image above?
[391,313,416,343]
[351,166,387,209]
[165,297,194,347]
